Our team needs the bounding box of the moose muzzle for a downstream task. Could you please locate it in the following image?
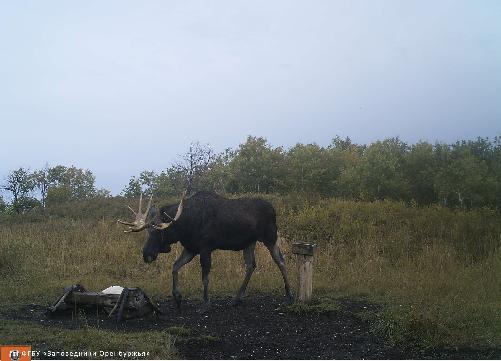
[143,253,157,263]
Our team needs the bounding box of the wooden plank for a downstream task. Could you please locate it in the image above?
[66,292,120,308]
[48,285,160,319]
[48,290,71,312]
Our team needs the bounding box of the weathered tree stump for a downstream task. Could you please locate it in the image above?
[292,242,316,303]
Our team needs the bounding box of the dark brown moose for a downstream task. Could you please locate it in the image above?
[118,191,293,311]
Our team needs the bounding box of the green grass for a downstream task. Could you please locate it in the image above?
[0,319,177,359]
[284,298,343,315]
[1,196,501,353]
[164,326,192,337]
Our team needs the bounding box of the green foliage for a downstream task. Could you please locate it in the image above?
[403,141,437,204]
[435,147,496,207]
[1,165,103,215]
[117,134,501,210]
[121,176,142,198]
[203,148,236,193]
[225,136,287,193]
[287,143,338,195]
[46,165,96,204]
[355,138,410,200]
[3,167,36,213]
[6,135,501,211]
[138,170,157,195]
[284,298,342,315]
[95,188,112,198]
[33,164,51,208]
[13,195,41,214]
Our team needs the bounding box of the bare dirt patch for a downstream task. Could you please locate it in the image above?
[2,295,499,359]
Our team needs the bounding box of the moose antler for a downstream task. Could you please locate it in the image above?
[154,191,186,230]
[117,194,152,233]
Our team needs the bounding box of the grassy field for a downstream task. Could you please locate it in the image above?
[1,195,501,355]
[1,319,178,359]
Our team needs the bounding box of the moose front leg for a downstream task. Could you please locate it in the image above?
[171,248,195,308]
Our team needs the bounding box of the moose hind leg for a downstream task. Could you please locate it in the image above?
[172,248,195,308]
[267,243,293,303]
[199,251,212,310]
[233,242,257,306]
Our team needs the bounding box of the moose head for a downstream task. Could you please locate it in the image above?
[117,192,185,263]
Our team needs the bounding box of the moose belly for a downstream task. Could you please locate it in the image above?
[214,231,259,251]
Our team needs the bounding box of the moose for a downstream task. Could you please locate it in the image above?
[117,191,293,309]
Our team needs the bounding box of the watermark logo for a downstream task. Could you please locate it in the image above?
[9,350,20,361]
[0,346,31,361]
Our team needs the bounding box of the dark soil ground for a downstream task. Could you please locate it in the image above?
[2,294,500,359]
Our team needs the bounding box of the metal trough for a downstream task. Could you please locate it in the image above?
[48,284,161,321]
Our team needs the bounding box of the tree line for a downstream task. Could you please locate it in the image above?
[2,135,501,214]
[0,165,110,214]
[121,136,501,209]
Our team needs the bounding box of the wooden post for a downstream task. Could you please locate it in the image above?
[292,242,316,303]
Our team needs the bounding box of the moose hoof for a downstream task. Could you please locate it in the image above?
[173,293,182,308]
[230,297,243,307]
[282,295,294,306]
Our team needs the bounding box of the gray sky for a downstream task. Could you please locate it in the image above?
[1,0,500,194]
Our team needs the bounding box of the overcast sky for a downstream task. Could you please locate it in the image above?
[1,0,500,194]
